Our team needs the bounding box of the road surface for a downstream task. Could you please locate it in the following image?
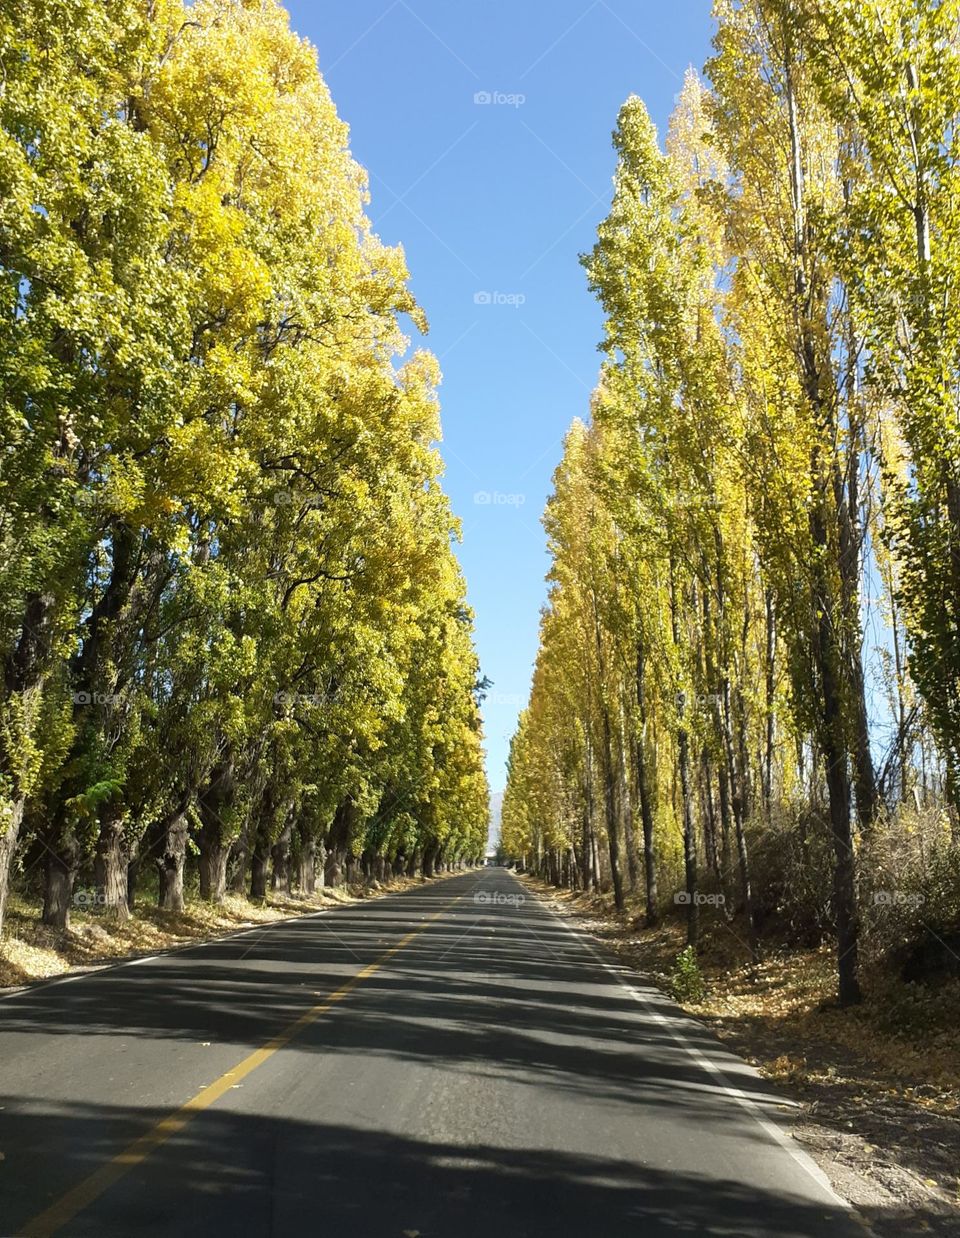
[0,868,865,1236]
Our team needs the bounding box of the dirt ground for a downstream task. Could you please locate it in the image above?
[523,876,960,1238]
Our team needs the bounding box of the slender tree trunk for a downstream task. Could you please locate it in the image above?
[786,24,861,1004]
[592,592,623,910]
[720,684,758,956]
[618,714,639,893]
[127,854,140,910]
[702,751,721,879]
[670,564,698,947]
[763,589,776,815]
[601,704,624,911]
[635,645,658,925]
[678,705,699,949]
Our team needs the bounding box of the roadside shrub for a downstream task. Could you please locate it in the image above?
[670,945,706,1003]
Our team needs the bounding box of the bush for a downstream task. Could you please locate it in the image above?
[670,945,706,1003]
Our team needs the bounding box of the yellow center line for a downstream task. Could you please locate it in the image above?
[19,890,465,1238]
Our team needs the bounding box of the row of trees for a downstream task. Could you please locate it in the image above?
[0,0,489,932]
[503,0,960,1005]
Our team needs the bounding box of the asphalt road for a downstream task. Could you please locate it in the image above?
[0,868,866,1237]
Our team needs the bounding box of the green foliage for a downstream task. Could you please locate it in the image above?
[505,1,960,1010]
[670,946,707,1004]
[0,0,488,925]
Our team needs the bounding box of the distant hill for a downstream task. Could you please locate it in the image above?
[487,790,504,854]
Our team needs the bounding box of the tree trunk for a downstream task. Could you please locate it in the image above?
[0,591,55,934]
[618,717,639,893]
[601,704,624,911]
[250,847,269,900]
[670,565,698,947]
[43,844,77,931]
[157,811,188,912]
[0,798,25,934]
[94,805,129,921]
[197,753,235,903]
[299,835,317,895]
[678,706,699,950]
[127,854,140,911]
[271,819,292,892]
[635,646,658,925]
[198,842,229,903]
[702,752,721,879]
[324,800,352,887]
[786,22,861,1004]
[763,590,776,816]
[720,684,757,957]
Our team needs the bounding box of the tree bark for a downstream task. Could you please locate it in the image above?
[0,591,55,933]
[157,811,188,912]
[635,645,658,925]
[0,798,25,934]
[94,803,129,921]
[43,844,77,930]
[198,843,229,903]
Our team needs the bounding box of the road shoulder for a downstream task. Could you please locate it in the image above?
[518,873,960,1238]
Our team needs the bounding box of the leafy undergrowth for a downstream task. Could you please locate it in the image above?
[524,876,960,1237]
[0,874,431,989]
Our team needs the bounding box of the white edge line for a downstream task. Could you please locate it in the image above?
[518,875,873,1228]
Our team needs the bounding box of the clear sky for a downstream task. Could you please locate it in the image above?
[284,0,715,791]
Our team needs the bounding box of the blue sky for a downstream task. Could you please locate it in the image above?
[284,0,715,790]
